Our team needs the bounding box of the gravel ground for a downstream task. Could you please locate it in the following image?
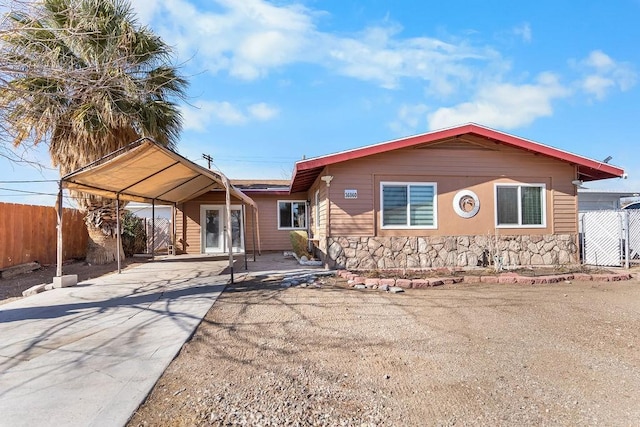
[129,275,640,427]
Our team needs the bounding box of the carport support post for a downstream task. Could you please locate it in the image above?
[224,176,234,283]
[255,208,262,256]
[116,194,121,274]
[56,181,63,277]
[172,203,177,254]
[242,204,248,270]
[252,207,257,262]
[151,200,155,260]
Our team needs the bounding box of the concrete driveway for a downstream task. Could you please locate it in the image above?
[0,256,231,427]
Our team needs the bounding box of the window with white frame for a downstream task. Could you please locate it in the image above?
[278,200,307,229]
[381,182,437,228]
[495,184,546,227]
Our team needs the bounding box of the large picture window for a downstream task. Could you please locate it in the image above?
[278,200,307,230]
[381,182,437,228]
[495,184,545,227]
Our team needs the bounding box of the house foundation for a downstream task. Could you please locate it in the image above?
[323,234,579,270]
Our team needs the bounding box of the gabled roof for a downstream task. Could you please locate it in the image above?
[290,123,625,193]
[232,179,291,192]
[63,138,256,207]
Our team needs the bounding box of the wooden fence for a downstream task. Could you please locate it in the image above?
[0,202,87,270]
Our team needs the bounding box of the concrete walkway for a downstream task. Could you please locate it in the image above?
[0,256,231,427]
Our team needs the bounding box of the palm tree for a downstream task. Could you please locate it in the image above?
[0,0,187,263]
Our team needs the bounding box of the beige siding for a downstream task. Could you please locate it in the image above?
[323,139,577,237]
[308,174,328,239]
[176,190,311,254]
[553,178,578,234]
[176,190,246,254]
[246,192,308,251]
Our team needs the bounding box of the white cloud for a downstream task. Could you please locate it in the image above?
[578,50,637,100]
[584,50,615,70]
[132,0,315,80]
[248,103,280,121]
[132,0,504,95]
[323,26,500,93]
[131,2,637,134]
[129,0,162,24]
[427,72,570,130]
[582,75,615,101]
[181,100,279,131]
[513,23,532,43]
[389,103,429,134]
[182,101,246,130]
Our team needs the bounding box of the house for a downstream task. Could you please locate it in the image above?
[174,123,625,269]
[577,188,639,211]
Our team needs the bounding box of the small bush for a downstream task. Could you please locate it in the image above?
[289,230,313,259]
[122,211,147,257]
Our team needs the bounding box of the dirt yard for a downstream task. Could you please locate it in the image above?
[129,275,640,427]
[0,259,145,305]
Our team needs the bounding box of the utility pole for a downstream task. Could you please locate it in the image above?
[202,153,213,169]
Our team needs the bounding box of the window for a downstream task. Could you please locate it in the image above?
[495,184,545,227]
[278,200,307,229]
[381,182,437,228]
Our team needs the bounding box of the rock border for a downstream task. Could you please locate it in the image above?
[337,270,632,288]
[284,251,324,266]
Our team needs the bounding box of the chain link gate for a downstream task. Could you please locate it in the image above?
[144,217,171,254]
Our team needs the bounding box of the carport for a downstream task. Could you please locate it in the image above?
[55,138,259,283]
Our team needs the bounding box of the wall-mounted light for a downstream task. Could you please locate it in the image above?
[571,179,584,187]
[321,175,334,187]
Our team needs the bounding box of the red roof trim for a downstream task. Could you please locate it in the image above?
[290,123,624,192]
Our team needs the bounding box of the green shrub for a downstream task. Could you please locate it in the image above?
[289,230,313,259]
[122,211,147,257]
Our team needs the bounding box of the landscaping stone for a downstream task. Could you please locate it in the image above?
[338,268,631,290]
[354,284,366,289]
[326,234,579,269]
[22,283,46,297]
[389,286,404,294]
[515,276,536,285]
[2,262,41,279]
[395,279,412,289]
[365,278,380,286]
[411,279,431,288]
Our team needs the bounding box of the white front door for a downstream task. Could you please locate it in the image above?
[201,205,244,253]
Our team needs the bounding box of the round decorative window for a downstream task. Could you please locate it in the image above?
[453,190,480,218]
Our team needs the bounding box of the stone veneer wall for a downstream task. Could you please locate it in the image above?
[324,234,579,270]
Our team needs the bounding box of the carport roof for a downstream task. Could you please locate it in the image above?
[62,138,256,207]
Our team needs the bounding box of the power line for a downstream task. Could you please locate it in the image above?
[0,187,56,196]
[202,153,213,169]
[0,179,59,183]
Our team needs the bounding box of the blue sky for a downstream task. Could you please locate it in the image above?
[2,0,639,205]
